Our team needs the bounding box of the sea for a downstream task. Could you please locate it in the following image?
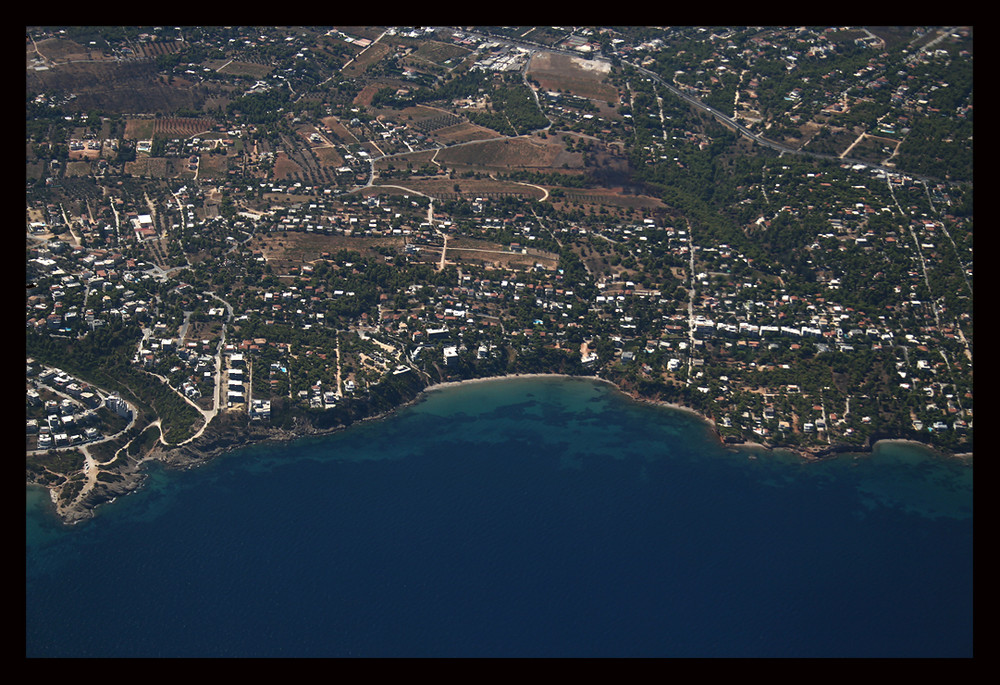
[26,376,973,658]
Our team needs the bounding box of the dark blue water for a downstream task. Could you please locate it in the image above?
[26,376,973,657]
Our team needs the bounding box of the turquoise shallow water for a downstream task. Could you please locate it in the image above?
[26,376,973,657]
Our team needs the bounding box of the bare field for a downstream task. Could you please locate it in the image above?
[410,104,460,119]
[272,151,304,180]
[135,40,182,60]
[184,320,224,346]
[405,40,472,67]
[26,161,45,182]
[334,27,387,41]
[439,249,557,271]
[125,157,167,178]
[217,61,273,79]
[554,188,668,211]
[28,59,208,114]
[255,231,555,274]
[153,117,215,138]
[314,146,345,167]
[68,147,102,161]
[196,153,230,181]
[343,41,392,80]
[252,232,407,267]
[125,157,195,180]
[30,37,108,64]
[403,233,559,271]
[354,83,387,107]
[850,134,902,165]
[320,116,358,143]
[65,160,93,177]
[124,118,156,141]
[430,122,503,146]
[527,51,618,102]
[368,177,546,201]
[436,136,570,170]
[375,149,437,170]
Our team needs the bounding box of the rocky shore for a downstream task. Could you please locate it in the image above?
[32,372,971,525]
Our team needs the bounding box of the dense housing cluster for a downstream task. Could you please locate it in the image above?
[26,25,971,518]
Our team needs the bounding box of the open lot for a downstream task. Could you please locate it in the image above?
[272,151,304,180]
[252,232,407,271]
[215,60,273,79]
[343,41,392,80]
[369,176,547,201]
[436,135,580,170]
[526,51,618,103]
[125,157,196,180]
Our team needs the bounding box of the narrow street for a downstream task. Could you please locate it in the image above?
[428,198,448,271]
[686,218,696,385]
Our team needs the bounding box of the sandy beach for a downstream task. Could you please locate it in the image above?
[870,438,973,461]
[424,372,598,393]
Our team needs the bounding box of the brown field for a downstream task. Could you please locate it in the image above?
[252,233,407,269]
[135,40,182,60]
[26,160,45,182]
[314,146,345,167]
[358,141,383,158]
[435,136,576,170]
[184,320,224,346]
[405,40,472,67]
[375,149,437,171]
[126,157,165,177]
[29,37,109,64]
[554,187,668,211]
[202,59,228,72]
[517,27,572,48]
[196,153,230,181]
[125,157,196,180]
[433,236,559,271]
[334,27,387,41]
[153,117,215,139]
[65,160,93,177]
[124,118,156,140]
[428,121,503,146]
[272,151,304,180]
[27,59,208,114]
[262,192,323,205]
[436,249,557,272]
[216,61,273,79]
[804,125,858,156]
[68,146,102,161]
[203,94,235,113]
[252,230,556,274]
[343,41,392,80]
[367,176,548,201]
[850,134,902,165]
[353,82,390,107]
[375,104,455,127]
[526,51,618,103]
[320,116,359,143]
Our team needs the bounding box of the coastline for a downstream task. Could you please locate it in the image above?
[417,372,971,463]
[30,371,970,524]
[867,438,973,463]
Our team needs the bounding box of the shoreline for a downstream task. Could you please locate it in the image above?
[29,371,971,524]
[416,372,971,463]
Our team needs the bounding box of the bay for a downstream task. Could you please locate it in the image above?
[26,376,973,657]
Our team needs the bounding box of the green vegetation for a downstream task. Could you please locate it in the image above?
[465,78,549,135]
